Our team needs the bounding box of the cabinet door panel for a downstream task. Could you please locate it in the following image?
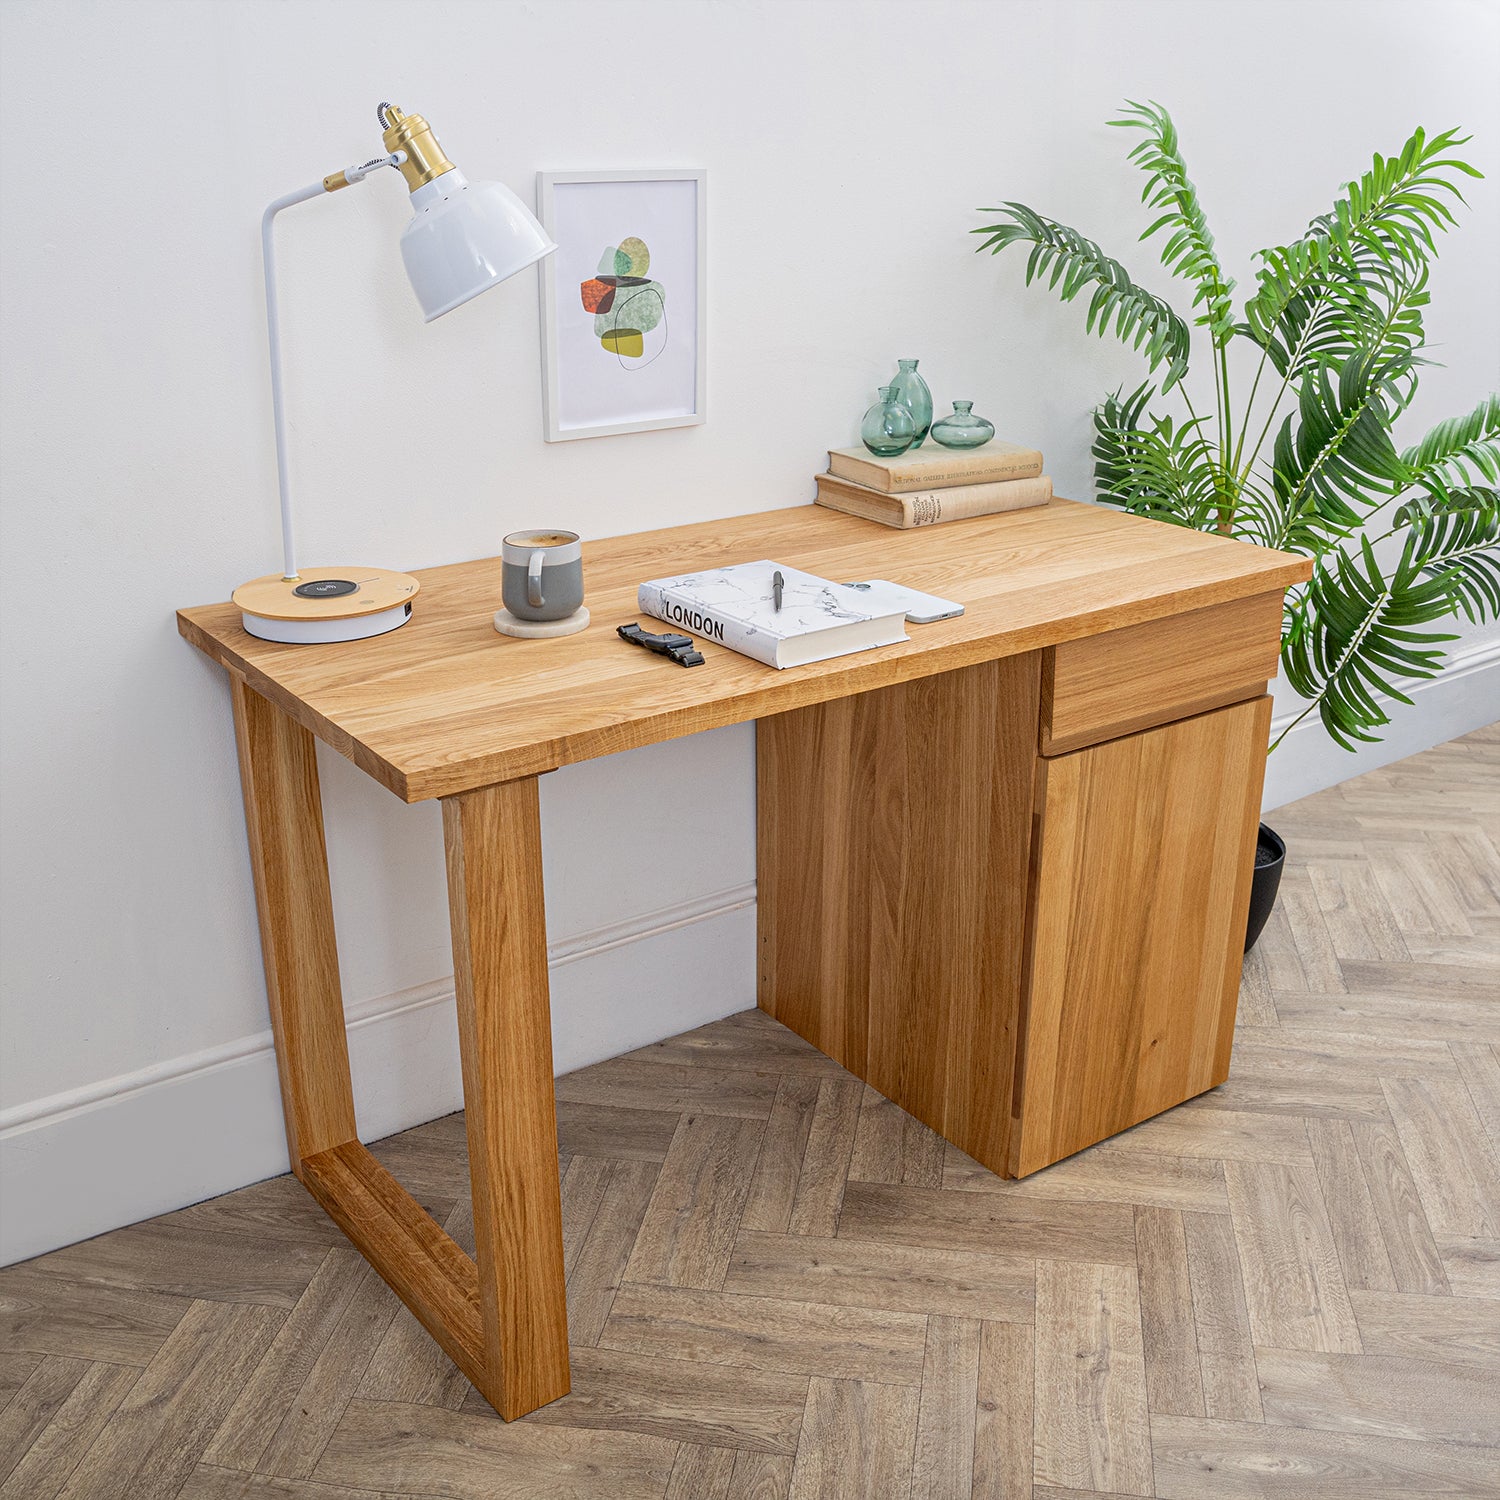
[1013,696,1270,1176]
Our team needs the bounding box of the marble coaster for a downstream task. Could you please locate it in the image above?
[492,605,590,639]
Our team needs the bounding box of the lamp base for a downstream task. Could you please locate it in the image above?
[232,567,420,644]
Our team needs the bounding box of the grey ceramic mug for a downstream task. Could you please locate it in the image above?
[501,530,584,622]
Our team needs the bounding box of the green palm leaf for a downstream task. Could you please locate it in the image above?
[1092,383,1220,527]
[1112,101,1236,341]
[973,204,1191,389]
[1400,490,1500,622]
[1281,532,1459,749]
[1271,353,1413,548]
[1401,392,1500,497]
[1244,127,1478,367]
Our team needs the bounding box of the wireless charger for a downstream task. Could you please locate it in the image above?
[233,567,420,644]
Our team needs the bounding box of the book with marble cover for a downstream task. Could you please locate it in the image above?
[638,560,908,669]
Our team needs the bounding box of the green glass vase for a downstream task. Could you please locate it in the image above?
[888,358,933,448]
[930,400,995,449]
[861,385,917,456]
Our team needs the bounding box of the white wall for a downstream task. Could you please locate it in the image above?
[2,0,1496,1262]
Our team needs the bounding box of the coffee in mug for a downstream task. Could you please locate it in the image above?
[501,530,584,623]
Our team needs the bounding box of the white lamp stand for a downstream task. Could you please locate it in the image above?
[234,103,556,644]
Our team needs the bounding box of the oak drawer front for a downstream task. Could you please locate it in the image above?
[1040,590,1283,755]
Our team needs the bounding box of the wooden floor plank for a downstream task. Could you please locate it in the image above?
[944,1144,1229,1214]
[740,1076,820,1234]
[1381,1075,1500,1238]
[1436,1234,1500,1298]
[785,1079,862,1237]
[1134,1206,1206,1417]
[1181,1211,1262,1424]
[786,1377,919,1500]
[1150,1413,1500,1498]
[0,1268,190,1366]
[836,1180,1138,1264]
[511,1345,807,1455]
[1255,1345,1500,1448]
[1224,1159,1362,1354]
[600,1284,928,1385]
[971,1320,1032,1500]
[1033,1260,1153,1497]
[725,1231,1033,1323]
[1346,1117,1449,1294]
[1305,1118,1398,1293]
[910,1315,982,1500]
[623,1113,764,1290]
[564,1159,660,1348]
[312,1398,677,1499]
[1349,1286,1500,1369]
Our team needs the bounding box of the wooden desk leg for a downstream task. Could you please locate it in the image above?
[443,778,570,1419]
[231,676,357,1171]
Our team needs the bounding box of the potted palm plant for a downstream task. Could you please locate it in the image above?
[976,103,1499,948]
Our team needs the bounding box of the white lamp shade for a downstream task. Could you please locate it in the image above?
[400,169,556,322]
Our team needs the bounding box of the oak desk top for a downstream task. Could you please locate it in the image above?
[178,500,1310,802]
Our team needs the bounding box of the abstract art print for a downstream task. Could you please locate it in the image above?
[538,170,706,441]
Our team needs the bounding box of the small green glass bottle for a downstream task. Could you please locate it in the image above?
[930,400,996,450]
[861,385,917,456]
[888,359,933,448]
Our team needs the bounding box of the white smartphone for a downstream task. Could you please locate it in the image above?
[843,579,965,624]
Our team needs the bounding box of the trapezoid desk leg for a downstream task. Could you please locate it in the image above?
[443,777,571,1419]
[230,674,357,1172]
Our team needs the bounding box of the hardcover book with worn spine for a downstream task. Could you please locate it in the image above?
[638,560,908,669]
[815,471,1052,528]
[827,440,1044,493]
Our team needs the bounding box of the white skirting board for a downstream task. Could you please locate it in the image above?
[0,886,755,1266]
[1263,636,1500,813]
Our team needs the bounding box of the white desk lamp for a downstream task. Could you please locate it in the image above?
[234,102,556,644]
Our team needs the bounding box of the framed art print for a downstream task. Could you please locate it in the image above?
[538,169,706,441]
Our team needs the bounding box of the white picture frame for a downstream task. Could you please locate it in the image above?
[537,169,706,442]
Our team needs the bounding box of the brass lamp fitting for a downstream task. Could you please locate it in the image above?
[378,102,456,193]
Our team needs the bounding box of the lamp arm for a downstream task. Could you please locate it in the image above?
[260,153,405,581]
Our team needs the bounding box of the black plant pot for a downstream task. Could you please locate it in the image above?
[1244,823,1286,953]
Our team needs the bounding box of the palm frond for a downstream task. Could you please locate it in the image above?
[1092,383,1220,526]
[1244,126,1479,352]
[1270,352,1413,549]
[973,203,1191,388]
[1400,392,1500,497]
[1398,490,1500,623]
[1112,100,1236,341]
[1281,532,1460,749]
[1245,259,1429,389]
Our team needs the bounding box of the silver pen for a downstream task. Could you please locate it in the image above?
[772,570,784,612]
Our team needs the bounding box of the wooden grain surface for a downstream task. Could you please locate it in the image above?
[230,677,357,1169]
[180,501,1309,801]
[757,655,1039,1176]
[4,728,1491,1499]
[443,779,571,1419]
[1013,697,1272,1175]
[1040,589,1283,754]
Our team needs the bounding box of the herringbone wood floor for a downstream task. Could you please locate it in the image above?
[3,728,1498,1499]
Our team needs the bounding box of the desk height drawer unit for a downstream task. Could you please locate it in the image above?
[759,588,1286,1179]
[180,499,1309,1419]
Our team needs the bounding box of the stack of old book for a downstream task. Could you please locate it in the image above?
[814,439,1050,529]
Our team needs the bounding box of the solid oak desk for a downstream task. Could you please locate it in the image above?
[178,499,1310,1420]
